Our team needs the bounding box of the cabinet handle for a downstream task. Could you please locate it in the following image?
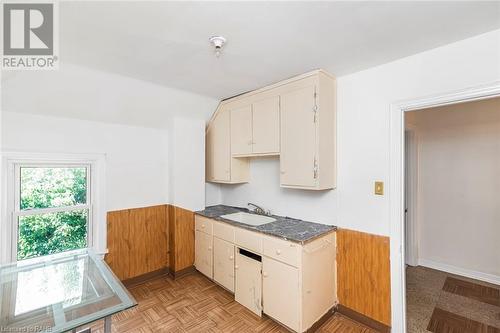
[229,255,234,260]
[263,272,268,277]
[235,265,239,270]
[201,224,205,228]
[276,249,281,255]
[280,170,286,174]
[208,246,212,251]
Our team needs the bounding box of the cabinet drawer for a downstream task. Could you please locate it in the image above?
[263,236,300,267]
[235,228,262,254]
[213,221,235,243]
[195,215,213,235]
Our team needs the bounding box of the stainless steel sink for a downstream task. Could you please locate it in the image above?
[221,212,275,226]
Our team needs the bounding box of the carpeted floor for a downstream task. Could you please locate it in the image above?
[406,266,500,333]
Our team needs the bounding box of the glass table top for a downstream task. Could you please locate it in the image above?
[0,249,136,332]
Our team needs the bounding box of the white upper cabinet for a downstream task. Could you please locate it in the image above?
[279,72,336,190]
[252,96,280,155]
[206,70,336,190]
[280,85,316,188]
[230,96,280,157]
[210,109,231,182]
[206,108,249,184]
[230,105,253,156]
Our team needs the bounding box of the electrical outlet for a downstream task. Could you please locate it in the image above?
[375,181,384,195]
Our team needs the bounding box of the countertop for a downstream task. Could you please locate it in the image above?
[195,205,336,244]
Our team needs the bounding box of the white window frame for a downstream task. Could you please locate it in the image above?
[1,152,106,264]
[13,162,92,261]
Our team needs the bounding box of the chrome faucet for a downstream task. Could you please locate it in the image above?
[248,203,271,216]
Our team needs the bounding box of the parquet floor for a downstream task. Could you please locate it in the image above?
[82,271,378,333]
[406,266,500,333]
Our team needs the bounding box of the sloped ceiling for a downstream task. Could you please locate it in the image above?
[2,1,499,126]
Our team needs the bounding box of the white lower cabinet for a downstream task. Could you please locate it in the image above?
[195,215,336,332]
[213,237,235,292]
[195,230,213,279]
[235,248,262,316]
[262,257,300,331]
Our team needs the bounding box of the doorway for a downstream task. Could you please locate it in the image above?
[387,82,500,333]
[403,97,500,332]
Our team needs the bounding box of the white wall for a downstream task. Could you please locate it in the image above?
[168,116,206,211]
[2,111,169,212]
[219,157,338,225]
[407,98,500,277]
[1,63,218,129]
[1,62,219,212]
[210,29,500,236]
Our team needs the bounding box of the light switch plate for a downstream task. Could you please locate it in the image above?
[375,181,384,195]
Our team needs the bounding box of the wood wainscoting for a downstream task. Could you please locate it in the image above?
[336,228,392,327]
[168,205,195,273]
[105,204,195,282]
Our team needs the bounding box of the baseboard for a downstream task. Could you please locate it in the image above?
[122,267,170,287]
[170,265,196,279]
[418,259,500,286]
[336,304,391,333]
[305,307,335,333]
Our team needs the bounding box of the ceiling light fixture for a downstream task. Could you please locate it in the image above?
[209,36,226,58]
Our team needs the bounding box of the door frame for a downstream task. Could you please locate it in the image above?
[404,126,418,267]
[388,80,500,332]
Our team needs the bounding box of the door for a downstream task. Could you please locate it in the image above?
[262,257,299,331]
[195,230,213,278]
[213,237,235,292]
[235,248,262,316]
[230,105,253,156]
[280,85,317,187]
[252,97,280,154]
[212,110,231,181]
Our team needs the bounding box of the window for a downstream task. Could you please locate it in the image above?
[13,165,91,260]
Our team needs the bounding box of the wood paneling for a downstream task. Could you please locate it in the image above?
[106,204,196,280]
[105,205,169,280]
[337,228,391,326]
[168,205,195,272]
[106,209,131,280]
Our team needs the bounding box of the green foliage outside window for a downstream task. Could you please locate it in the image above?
[18,167,88,260]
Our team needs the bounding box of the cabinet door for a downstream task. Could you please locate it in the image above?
[195,230,213,279]
[213,237,235,292]
[262,257,299,331]
[212,110,231,181]
[205,127,214,181]
[280,85,316,187]
[252,97,280,154]
[235,249,262,316]
[230,105,253,156]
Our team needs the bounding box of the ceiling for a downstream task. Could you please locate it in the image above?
[56,1,500,99]
[3,1,500,101]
